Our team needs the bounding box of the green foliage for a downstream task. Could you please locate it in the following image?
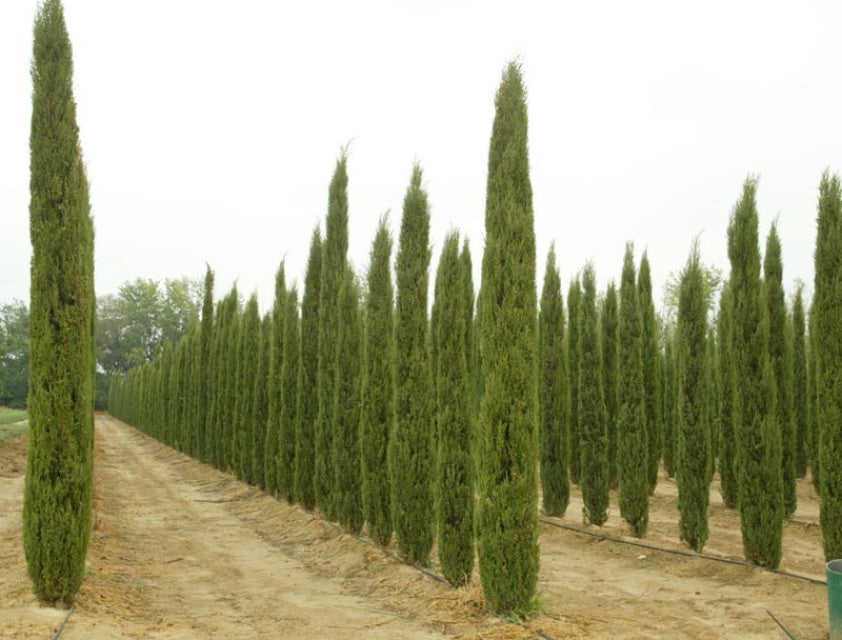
[0,300,29,408]
[638,253,662,494]
[539,245,569,516]
[278,287,300,503]
[764,224,796,517]
[24,0,96,604]
[360,218,394,545]
[728,177,783,568]
[578,264,609,525]
[476,62,540,616]
[197,266,214,462]
[294,228,322,510]
[235,295,260,483]
[332,271,363,532]
[601,282,619,488]
[676,242,711,552]
[251,313,271,489]
[716,283,738,508]
[813,171,842,560]
[791,287,807,479]
[390,163,434,565]
[617,244,649,538]
[264,265,286,494]
[434,232,475,586]
[807,304,820,492]
[566,278,582,485]
[662,328,677,478]
[316,154,349,520]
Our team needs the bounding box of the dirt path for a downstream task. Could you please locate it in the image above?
[0,416,832,639]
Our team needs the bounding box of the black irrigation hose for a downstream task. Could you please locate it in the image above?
[539,516,828,586]
[767,610,798,640]
[50,604,74,640]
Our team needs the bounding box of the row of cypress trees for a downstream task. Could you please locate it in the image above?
[111,63,538,615]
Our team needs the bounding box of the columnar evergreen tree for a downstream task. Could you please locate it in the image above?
[579,265,609,525]
[662,328,678,479]
[211,291,238,468]
[251,313,271,489]
[196,266,215,461]
[539,245,569,516]
[332,270,363,532]
[807,304,820,492]
[617,244,649,538]
[638,252,662,494]
[235,295,260,483]
[728,177,783,568]
[294,228,322,510]
[316,154,349,520]
[476,62,540,616]
[813,170,842,560]
[221,290,241,471]
[278,287,300,503]
[390,163,434,565]
[566,278,582,485]
[676,242,711,552]
[791,286,807,479]
[24,0,96,603]
[360,218,394,545]
[705,326,718,484]
[264,265,286,493]
[764,223,796,517]
[601,282,619,488]
[716,283,738,508]
[435,232,475,586]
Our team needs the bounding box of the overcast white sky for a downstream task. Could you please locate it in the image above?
[2,1,841,316]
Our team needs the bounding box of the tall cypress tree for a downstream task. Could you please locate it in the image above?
[579,265,609,525]
[617,244,649,538]
[235,295,260,483]
[807,304,820,493]
[676,242,711,552]
[360,218,394,545]
[662,327,678,479]
[221,289,241,472]
[264,265,286,493]
[251,313,271,489]
[539,245,569,516]
[435,232,474,586]
[716,283,738,508]
[278,287,300,503]
[476,62,540,616]
[316,154,349,521]
[813,170,842,560]
[390,163,434,564]
[566,278,582,485]
[764,224,796,517]
[601,282,619,488]
[295,228,322,511]
[638,252,662,494]
[728,177,783,568]
[791,286,808,479]
[24,0,96,603]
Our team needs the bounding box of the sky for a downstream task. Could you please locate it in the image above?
[2,0,841,317]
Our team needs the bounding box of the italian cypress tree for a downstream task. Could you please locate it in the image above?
[23,0,96,603]
[251,313,271,489]
[278,286,300,503]
[295,228,322,510]
[617,244,649,538]
[813,170,842,560]
[316,154,349,520]
[264,264,286,493]
[390,163,434,565]
[235,295,260,483]
[676,242,711,552]
[728,177,783,568]
[196,267,215,461]
[716,283,739,508]
[333,271,363,532]
[764,223,796,517]
[211,292,237,469]
[360,217,394,545]
[566,278,582,485]
[791,286,807,479]
[662,328,678,478]
[476,62,540,616]
[705,326,718,484]
[579,265,609,525]
[221,289,241,472]
[435,232,475,586]
[601,282,619,488]
[638,252,662,494]
[807,304,820,492]
[539,245,569,516]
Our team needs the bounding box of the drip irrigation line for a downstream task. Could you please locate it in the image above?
[766,610,797,639]
[50,604,74,640]
[539,516,827,586]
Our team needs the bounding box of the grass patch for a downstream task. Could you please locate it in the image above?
[0,407,27,425]
[0,419,27,445]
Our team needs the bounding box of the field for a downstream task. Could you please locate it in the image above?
[0,407,27,445]
[0,415,830,639]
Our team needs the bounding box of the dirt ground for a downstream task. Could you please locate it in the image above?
[0,415,831,639]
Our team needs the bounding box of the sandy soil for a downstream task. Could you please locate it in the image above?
[0,415,831,639]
